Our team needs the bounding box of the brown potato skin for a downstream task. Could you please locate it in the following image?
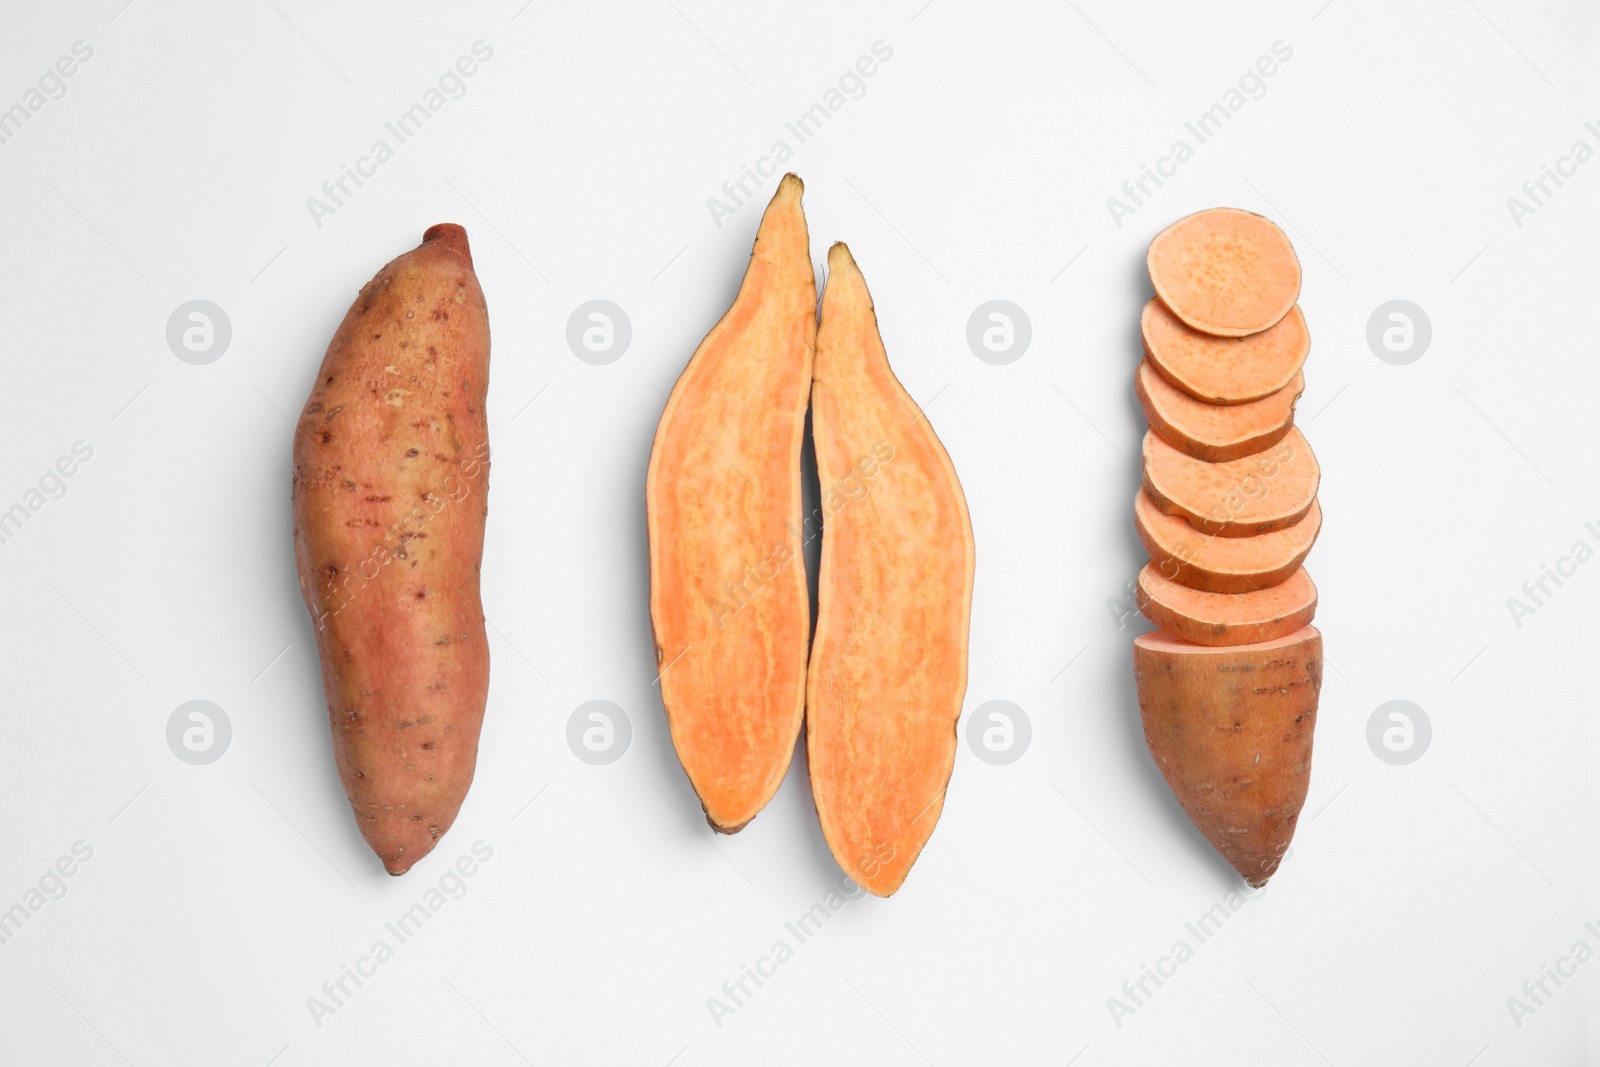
[1135,564,1317,647]
[1135,359,1301,463]
[1134,490,1321,594]
[1141,300,1310,405]
[1134,627,1321,886]
[1141,428,1319,538]
[292,224,490,876]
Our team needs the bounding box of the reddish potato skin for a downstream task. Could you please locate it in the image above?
[292,224,491,875]
[1134,627,1321,886]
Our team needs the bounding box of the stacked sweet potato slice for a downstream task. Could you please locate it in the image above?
[1131,208,1324,887]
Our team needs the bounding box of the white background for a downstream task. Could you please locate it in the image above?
[1,1,1595,1064]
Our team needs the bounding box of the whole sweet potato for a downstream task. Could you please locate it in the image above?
[292,224,491,875]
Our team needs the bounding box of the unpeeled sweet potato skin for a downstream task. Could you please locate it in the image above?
[647,175,815,833]
[1142,428,1319,538]
[292,224,491,876]
[1134,626,1321,886]
[807,243,975,897]
[1136,564,1317,647]
[1141,299,1310,406]
[1136,358,1301,463]
[1134,489,1320,594]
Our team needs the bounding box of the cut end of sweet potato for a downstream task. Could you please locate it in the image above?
[808,243,974,898]
[1135,489,1320,594]
[1141,299,1309,405]
[647,176,816,833]
[1137,564,1316,646]
[1136,358,1301,462]
[1142,427,1319,538]
[1134,625,1321,886]
[1147,207,1301,337]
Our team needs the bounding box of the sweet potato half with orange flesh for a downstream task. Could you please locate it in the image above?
[808,242,975,897]
[1136,358,1301,463]
[1134,626,1322,885]
[1136,564,1317,647]
[293,224,491,875]
[1147,207,1301,337]
[1143,428,1319,538]
[647,175,816,833]
[1135,489,1320,594]
[1141,298,1309,405]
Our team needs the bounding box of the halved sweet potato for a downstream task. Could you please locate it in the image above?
[1136,564,1316,646]
[1142,428,1318,538]
[1134,625,1322,885]
[807,242,975,898]
[1141,298,1309,405]
[1136,358,1301,462]
[646,174,815,832]
[1135,488,1320,594]
[1147,207,1301,337]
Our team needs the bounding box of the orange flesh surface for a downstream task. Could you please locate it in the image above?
[1146,207,1302,337]
[1142,428,1319,538]
[807,242,975,897]
[1134,473,1321,598]
[1133,625,1322,886]
[646,175,816,832]
[293,224,491,875]
[1136,358,1301,463]
[1136,564,1317,647]
[1141,299,1310,404]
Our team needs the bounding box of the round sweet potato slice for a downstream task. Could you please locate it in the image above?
[1147,207,1301,337]
[1142,427,1319,538]
[1135,358,1301,462]
[1136,564,1316,646]
[1134,490,1320,594]
[1141,298,1309,405]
